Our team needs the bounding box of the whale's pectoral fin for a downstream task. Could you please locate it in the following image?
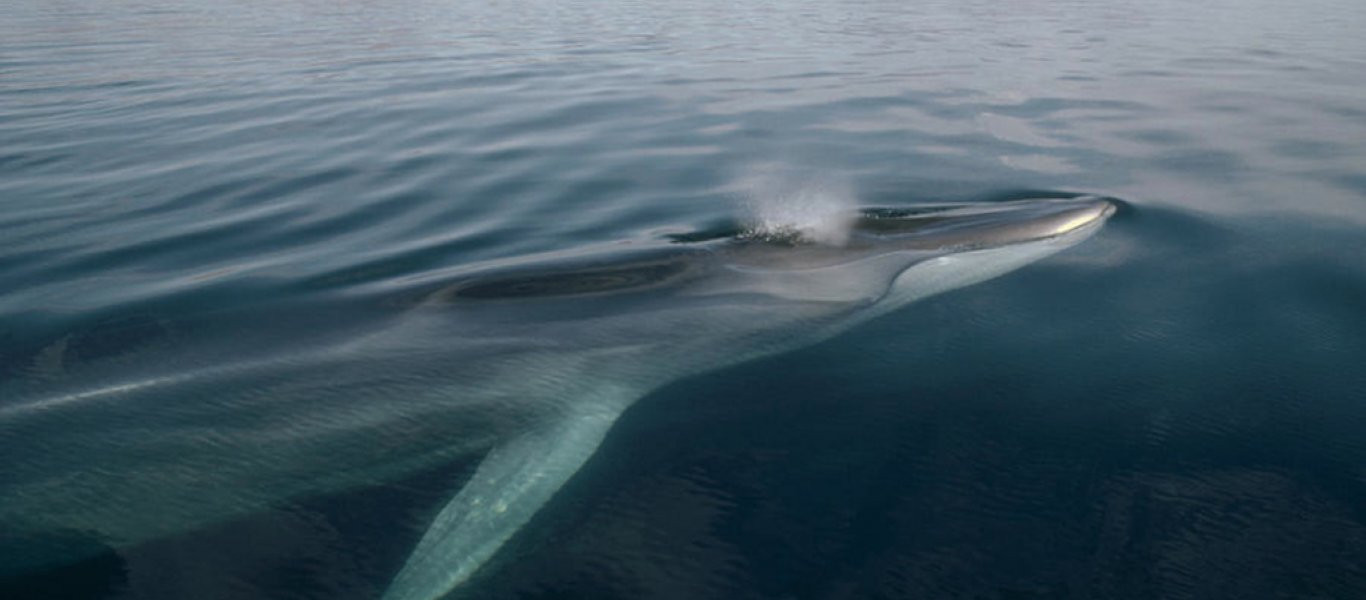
[382,391,634,600]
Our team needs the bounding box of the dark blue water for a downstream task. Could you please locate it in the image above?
[3,0,1366,598]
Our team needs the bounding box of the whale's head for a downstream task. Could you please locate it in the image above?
[850,195,1115,252]
[713,195,1115,309]
[423,195,1114,320]
[860,195,1114,310]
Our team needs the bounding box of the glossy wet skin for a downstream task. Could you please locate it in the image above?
[706,195,1116,273]
[852,196,1116,250]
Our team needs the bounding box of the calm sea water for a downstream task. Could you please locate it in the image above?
[3,0,1365,598]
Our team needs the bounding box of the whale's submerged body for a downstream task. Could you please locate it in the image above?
[0,196,1114,598]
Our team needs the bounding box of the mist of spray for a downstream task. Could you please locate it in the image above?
[739,166,857,246]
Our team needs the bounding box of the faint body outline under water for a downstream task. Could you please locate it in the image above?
[0,193,1116,600]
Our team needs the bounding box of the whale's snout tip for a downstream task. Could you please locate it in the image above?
[970,195,1117,246]
[1050,196,1116,235]
[1082,195,1118,217]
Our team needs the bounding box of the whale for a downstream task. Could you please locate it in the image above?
[0,195,1114,599]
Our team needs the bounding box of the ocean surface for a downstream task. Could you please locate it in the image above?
[3,0,1365,598]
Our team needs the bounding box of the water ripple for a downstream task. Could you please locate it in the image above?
[3,0,1366,597]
